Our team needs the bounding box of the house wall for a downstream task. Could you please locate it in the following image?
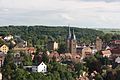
[0,45,9,54]
[38,63,47,73]
[32,66,38,72]
[32,62,47,73]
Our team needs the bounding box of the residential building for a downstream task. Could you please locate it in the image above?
[0,44,9,54]
[0,52,5,67]
[14,53,22,66]
[0,73,2,80]
[111,48,120,57]
[115,57,120,64]
[66,27,77,54]
[32,62,47,73]
[101,50,112,57]
[48,51,60,62]
[4,35,13,41]
[81,46,92,59]
[111,40,120,45]
[27,47,36,54]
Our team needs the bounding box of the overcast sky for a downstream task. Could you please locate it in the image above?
[0,0,120,28]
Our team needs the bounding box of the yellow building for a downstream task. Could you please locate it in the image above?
[81,46,92,59]
[0,45,9,54]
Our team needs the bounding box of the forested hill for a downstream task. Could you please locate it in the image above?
[0,25,104,45]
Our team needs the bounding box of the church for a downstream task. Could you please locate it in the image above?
[66,27,77,54]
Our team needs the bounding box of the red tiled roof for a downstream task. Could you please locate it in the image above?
[111,49,120,54]
[101,50,111,55]
[111,40,120,44]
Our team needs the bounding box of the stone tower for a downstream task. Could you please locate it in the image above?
[66,27,77,54]
[66,27,71,53]
[96,36,102,51]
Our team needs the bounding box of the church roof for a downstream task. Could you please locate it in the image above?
[71,29,76,40]
[67,27,76,40]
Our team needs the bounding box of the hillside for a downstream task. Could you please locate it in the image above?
[0,25,104,46]
[96,28,120,34]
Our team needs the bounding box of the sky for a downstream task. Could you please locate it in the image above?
[0,0,120,28]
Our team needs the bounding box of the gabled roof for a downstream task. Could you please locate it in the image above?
[111,48,120,54]
[38,62,46,67]
[111,40,120,44]
[0,44,8,47]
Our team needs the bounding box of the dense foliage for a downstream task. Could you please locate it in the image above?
[0,25,104,47]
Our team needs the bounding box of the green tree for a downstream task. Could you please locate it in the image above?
[2,52,16,80]
[20,52,32,66]
[13,68,29,80]
[42,53,49,63]
[75,63,85,77]
[57,43,67,54]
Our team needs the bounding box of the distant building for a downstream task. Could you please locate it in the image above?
[110,40,120,48]
[81,46,92,59]
[111,40,120,45]
[115,57,120,64]
[96,37,102,51]
[48,51,60,62]
[32,62,47,73]
[0,44,9,54]
[12,47,27,53]
[12,47,36,54]
[111,48,120,57]
[27,47,36,54]
[0,73,2,80]
[101,50,111,57]
[4,35,13,41]
[66,27,77,54]
[14,53,21,66]
[0,52,5,67]
[47,41,58,50]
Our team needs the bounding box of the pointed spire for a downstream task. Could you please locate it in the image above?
[67,26,71,40]
[71,29,76,40]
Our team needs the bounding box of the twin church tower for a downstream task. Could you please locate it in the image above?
[66,27,102,54]
[66,27,77,54]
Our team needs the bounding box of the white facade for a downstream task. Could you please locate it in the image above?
[32,62,47,73]
[115,57,120,63]
[4,35,13,41]
[0,73,2,80]
[53,42,58,50]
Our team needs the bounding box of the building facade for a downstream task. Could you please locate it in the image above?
[0,44,9,54]
[32,62,47,73]
[66,27,77,54]
[96,37,102,51]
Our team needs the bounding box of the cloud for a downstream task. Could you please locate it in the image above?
[80,0,120,2]
[0,0,120,28]
[60,14,74,21]
[61,0,120,3]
